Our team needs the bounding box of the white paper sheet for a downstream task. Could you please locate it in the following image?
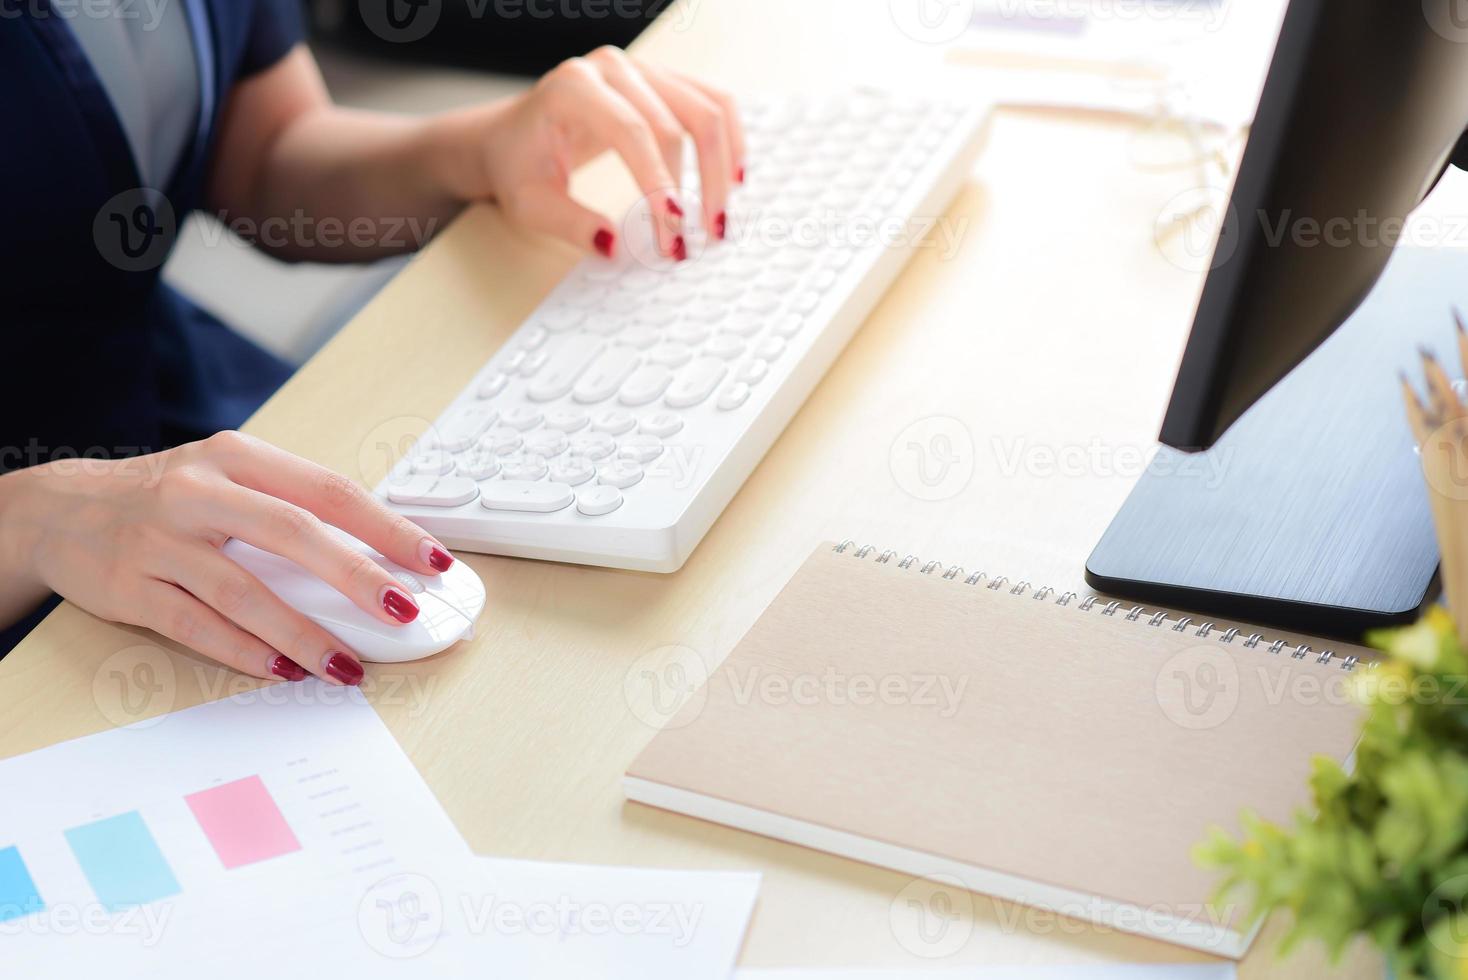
[737,966,1237,980]
[0,683,474,976]
[0,683,761,978]
[952,0,1289,127]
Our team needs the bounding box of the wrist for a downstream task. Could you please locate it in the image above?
[424,97,517,206]
[0,466,55,624]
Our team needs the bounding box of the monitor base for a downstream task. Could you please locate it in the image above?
[1086,247,1466,639]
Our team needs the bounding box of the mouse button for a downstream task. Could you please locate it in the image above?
[414,592,474,639]
[428,567,486,613]
[390,569,427,595]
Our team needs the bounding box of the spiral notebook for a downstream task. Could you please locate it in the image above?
[625,540,1373,957]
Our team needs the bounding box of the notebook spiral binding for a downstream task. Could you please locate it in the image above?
[832,540,1372,672]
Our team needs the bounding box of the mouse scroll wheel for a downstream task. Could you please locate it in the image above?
[389,569,426,595]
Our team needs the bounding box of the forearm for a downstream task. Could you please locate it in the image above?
[239,104,489,262]
[205,46,509,263]
[0,468,52,631]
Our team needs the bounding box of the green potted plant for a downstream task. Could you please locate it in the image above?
[1195,607,1468,979]
[1196,348,1468,980]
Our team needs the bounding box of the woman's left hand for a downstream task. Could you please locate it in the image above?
[433,46,745,262]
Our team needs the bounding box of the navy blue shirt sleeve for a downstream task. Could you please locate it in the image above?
[239,0,306,77]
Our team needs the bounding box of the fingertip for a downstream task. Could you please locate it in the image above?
[381,585,420,624]
[594,227,616,258]
[323,651,365,687]
[418,537,455,573]
[270,655,309,682]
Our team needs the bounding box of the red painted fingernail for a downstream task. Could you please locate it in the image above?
[324,652,364,687]
[593,228,615,258]
[714,212,727,240]
[736,165,745,184]
[382,587,419,623]
[270,655,308,682]
[420,539,454,572]
[666,196,684,218]
[671,235,687,261]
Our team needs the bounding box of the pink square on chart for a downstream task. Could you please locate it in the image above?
[185,775,302,870]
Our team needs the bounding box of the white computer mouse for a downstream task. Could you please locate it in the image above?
[221,528,486,664]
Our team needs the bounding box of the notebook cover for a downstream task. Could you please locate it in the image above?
[625,542,1371,953]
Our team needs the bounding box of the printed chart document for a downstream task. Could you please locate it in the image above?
[0,683,762,978]
[0,684,471,975]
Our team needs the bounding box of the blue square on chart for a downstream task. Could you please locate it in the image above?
[65,811,181,910]
[0,846,43,922]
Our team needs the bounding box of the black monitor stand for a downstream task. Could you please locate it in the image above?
[1086,247,1466,639]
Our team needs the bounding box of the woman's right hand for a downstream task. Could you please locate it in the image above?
[0,431,456,685]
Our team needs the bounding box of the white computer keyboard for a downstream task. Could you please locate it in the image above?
[379,89,988,571]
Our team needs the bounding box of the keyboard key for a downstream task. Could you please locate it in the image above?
[717,382,751,410]
[618,324,660,350]
[665,357,728,408]
[573,347,641,403]
[656,282,696,304]
[409,451,456,475]
[638,412,684,437]
[550,455,596,487]
[519,325,549,350]
[480,480,574,513]
[583,314,627,336]
[499,452,549,481]
[707,334,746,360]
[524,430,569,457]
[500,406,543,430]
[619,365,674,406]
[668,323,710,346]
[562,285,608,307]
[775,251,816,271]
[701,277,742,301]
[569,432,617,459]
[735,358,769,384]
[638,303,679,326]
[605,293,641,315]
[544,408,589,432]
[478,426,523,454]
[540,307,584,332]
[648,343,694,368]
[722,313,763,337]
[455,450,501,481]
[516,350,549,377]
[386,474,479,507]
[597,459,644,489]
[754,336,787,361]
[591,409,636,434]
[436,405,497,451]
[576,485,624,516]
[526,334,602,402]
[771,314,804,338]
[581,263,622,282]
[791,292,821,314]
[621,268,663,290]
[619,434,664,463]
[684,300,725,322]
[824,248,855,269]
[738,290,781,314]
[477,372,509,399]
[757,270,798,292]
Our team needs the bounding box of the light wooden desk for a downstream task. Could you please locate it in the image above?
[0,1,1382,976]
